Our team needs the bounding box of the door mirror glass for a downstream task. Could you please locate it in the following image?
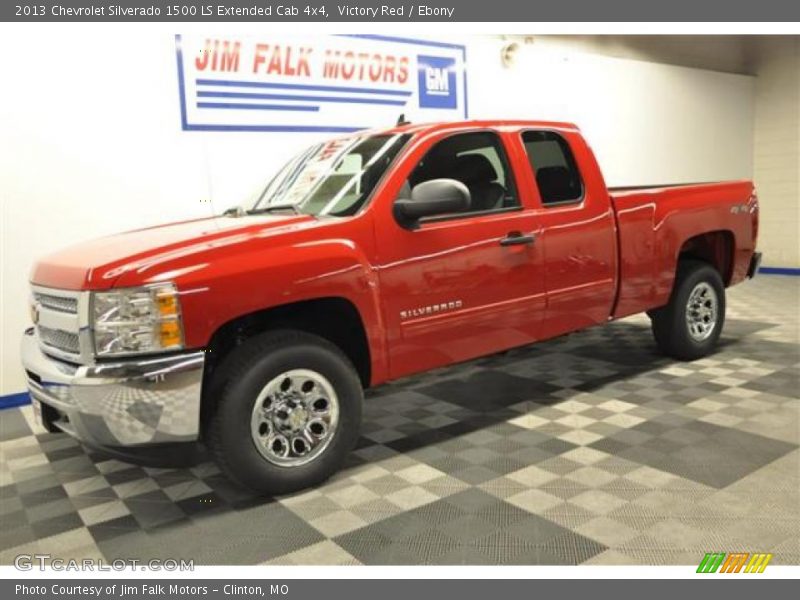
[393,179,471,229]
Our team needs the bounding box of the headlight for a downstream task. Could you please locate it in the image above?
[91,284,184,357]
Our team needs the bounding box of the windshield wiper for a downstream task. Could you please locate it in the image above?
[246,204,302,215]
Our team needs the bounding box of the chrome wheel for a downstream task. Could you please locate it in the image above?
[250,369,339,467]
[685,282,718,342]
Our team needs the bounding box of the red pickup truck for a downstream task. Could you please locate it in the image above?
[22,120,761,493]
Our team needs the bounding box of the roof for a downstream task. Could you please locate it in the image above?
[358,119,581,137]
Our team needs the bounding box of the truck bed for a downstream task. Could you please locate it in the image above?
[609,180,757,319]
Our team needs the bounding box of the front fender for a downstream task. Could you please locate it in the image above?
[114,219,387,384]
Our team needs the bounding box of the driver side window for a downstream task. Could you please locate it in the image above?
[406,131,520,218]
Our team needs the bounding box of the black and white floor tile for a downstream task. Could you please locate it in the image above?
[1,276,798,565]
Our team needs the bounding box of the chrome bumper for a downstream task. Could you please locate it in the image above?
[21,328,205,448]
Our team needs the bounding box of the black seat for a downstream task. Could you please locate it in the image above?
[536,166,580,204]
[452,154,506,211]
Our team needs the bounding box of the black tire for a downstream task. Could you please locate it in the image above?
[650,259,726,361]
[205,330,363,495]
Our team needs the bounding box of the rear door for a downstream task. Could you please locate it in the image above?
[515,129,617,338]
[375,128,546,379]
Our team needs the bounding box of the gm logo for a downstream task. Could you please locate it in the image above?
[418,55,457,109]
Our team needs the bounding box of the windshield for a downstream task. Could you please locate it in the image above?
[250,133,410,217]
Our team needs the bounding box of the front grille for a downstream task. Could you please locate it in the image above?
[35,293,78,314]
[38,325,80,354]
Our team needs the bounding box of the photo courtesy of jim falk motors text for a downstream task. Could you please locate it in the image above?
[15,583,285,597]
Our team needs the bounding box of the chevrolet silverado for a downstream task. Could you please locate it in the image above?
[22,120,761,493]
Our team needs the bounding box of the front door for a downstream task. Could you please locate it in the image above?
[376,129,546,380]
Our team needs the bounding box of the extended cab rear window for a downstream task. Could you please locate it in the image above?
[522,131,584,206]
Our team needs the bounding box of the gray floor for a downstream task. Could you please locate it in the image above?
[1,275,798,566]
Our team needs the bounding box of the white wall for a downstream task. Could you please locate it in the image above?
[524,35,754,76]
[0,30,756,396]
[751,37,800,268]
[465,38,754,186]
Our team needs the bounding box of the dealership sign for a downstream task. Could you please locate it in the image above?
[175,34,467,132]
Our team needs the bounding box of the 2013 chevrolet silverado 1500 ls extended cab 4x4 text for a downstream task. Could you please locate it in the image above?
[22,120,761,493]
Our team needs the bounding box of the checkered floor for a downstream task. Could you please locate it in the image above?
[1,276,798,566]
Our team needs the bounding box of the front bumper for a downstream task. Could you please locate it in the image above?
[21,328,205,449]
[747,251,763,279]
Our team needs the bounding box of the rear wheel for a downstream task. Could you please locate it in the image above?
[650,260,726,360]
[205,330,363,494]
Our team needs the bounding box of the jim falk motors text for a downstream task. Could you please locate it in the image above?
[121,584,290,596]
[122,584,290,597]
[195,37,414,85]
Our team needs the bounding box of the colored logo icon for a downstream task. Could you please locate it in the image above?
[697,552,773,573]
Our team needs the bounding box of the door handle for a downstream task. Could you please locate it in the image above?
[500,231,536,247]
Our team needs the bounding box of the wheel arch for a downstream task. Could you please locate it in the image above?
[200,296,372,423]
[677,229,736,286]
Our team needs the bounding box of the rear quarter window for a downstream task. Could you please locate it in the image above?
[522,131,584,206]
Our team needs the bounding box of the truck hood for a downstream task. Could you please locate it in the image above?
[30,213,317,290]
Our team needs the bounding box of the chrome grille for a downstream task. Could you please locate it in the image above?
[35,293,78,314]
[32,285,86,363]
[38,325,80,354]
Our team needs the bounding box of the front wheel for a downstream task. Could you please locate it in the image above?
[650,260,726,361]
[205,330,363,495]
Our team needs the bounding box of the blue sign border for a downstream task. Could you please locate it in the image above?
[175,33,468,133]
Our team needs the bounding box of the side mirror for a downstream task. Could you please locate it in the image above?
[393,179,471,229]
